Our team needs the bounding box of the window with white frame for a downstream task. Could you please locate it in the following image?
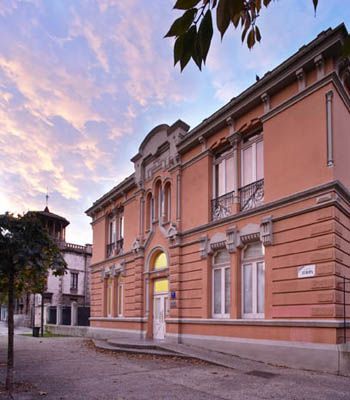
[242,241,265,318]
[108,217,116,244]
[212,250,231,318]
[106,277,113,317]
[117,283,123,317]
[241,133,264,187]
[70,272,78,290]
[118,214,124,240]
[213,150,235,198]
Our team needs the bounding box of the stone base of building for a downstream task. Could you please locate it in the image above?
[47,322,350,376]
[166,332,350,375]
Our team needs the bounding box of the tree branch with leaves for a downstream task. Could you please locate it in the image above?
[165,0,349,71]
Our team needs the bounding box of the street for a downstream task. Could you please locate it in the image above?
[0,329,350,399]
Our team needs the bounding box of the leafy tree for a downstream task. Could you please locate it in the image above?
[165,0,350,71]
[0,213,66,393]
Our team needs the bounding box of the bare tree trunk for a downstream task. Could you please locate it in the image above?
[41,293,44,337]
[5,269,14,392]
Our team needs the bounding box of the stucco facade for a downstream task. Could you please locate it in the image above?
[86,24,350,347]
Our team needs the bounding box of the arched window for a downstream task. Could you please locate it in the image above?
[212,249,230,318]
[154,180,162,222]
[242,241,265,318]
[153,252,167,270]
[164,182,171,223]
[145,192,153,231]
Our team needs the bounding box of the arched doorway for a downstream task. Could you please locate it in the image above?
[152,251,169,340]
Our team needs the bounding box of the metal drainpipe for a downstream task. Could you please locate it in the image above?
[83,250,87,307]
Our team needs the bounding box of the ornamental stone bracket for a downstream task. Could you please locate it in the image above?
[199,235,209,258]
[100,262,126,281]
[226,226,237,253]
[167,223,181,246]
[111,262,126,277]
[199,218,273,258]
[132,238,144,255]
[314,54,325,80]
[237,223,261,248]
[261,92,271,113]
[296,68,306,91]
[237,219,274,248]
[209,232,227,254]
[260,216,273,246]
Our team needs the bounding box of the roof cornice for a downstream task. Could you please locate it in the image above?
[85,174,136,216]
[177,23,348,154]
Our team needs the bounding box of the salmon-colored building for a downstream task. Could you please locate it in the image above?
[86,24,350,369]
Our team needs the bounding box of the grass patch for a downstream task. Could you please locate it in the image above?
[20,331,67,338]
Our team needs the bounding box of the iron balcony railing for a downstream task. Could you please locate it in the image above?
[106,238,124,258]
[239,179,264,211]
[211,190,235,221]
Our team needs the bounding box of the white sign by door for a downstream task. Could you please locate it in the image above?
[298,264,316,279]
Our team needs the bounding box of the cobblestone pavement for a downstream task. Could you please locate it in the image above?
[0,334,350,400]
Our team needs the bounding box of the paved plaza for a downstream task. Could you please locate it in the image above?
[0,324,349,399]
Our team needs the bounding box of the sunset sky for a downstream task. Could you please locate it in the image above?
[0,0,349,244]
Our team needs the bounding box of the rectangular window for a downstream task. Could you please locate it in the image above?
[243,264,253,314]
[118,215,124,240]
[257,262,265,314]
[212,265,231,318]
[109,219,116,244]
[256,140,264,181]
[213,269,222,315]
[70,272,78,290]
[241,135,264,186]
[106,278,113,317]
[242,146,253,186]
[242,261,265,318]
[213,151,235,198]
[117,284,123,317]
[224,267,231,314]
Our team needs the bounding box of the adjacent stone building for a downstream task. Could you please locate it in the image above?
[86,24,350,361]
[4,207,92,326]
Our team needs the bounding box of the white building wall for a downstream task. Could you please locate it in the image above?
[62,252,87,296]
[46,247,91,307]
[47,270,61,305]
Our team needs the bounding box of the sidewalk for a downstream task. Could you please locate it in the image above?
[0,321,31,336]
[93,336,280,374]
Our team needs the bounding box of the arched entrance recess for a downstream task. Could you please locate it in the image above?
[149,250,169,340]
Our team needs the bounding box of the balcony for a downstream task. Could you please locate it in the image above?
[106,238,124,258]
[239,179,264,211]
[211,190,235,221]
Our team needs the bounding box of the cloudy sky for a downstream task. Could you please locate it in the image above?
[0,0,349,244]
